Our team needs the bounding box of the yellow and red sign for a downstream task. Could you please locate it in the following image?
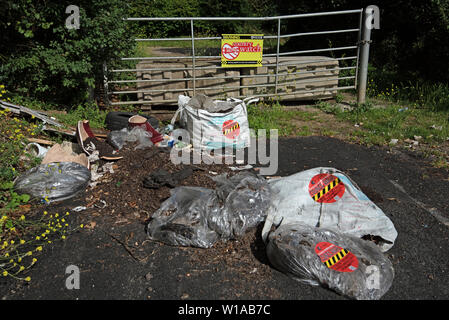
[221,34,263,68]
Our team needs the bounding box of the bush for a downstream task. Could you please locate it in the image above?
[0,0,135,106]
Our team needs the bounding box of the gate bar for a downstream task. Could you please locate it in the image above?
[109,85,356,106]
[134,28,360,42]
[125,9,363,21]
[121,45,357,61]
[112,56,358,73]
[109,66,356,84]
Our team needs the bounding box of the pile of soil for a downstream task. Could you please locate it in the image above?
[84,137,117,158]
[76,141,277,296]
[81,143,236,224]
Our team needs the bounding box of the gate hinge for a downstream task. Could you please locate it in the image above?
[357,40,373,46]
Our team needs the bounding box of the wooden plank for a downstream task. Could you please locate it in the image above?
[27,138,56,146]
[0,100,63,127]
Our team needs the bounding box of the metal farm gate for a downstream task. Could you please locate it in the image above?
[104,7,374,109]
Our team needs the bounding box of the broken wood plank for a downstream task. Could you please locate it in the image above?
[42,126,76,137]
[27,138,56,146]
[0,100,64,128]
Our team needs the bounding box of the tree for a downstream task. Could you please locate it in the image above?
[0,0,135,105]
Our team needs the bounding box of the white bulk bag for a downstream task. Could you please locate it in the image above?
[261,167,398,252]
[172,95,256,150]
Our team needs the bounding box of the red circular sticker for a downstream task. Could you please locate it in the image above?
[309,173,345,203]
[315,242,358,272]
[221,43,239,60]
[222,120,240,139]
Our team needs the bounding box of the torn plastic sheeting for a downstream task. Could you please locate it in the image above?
[14,162,91,203]
[146,171,272,248]
[107,127,153,151]
[261,167,398,252]
[24,143,49,158]
[266,223,394,300]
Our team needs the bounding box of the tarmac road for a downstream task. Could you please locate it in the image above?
[1,136,448,300]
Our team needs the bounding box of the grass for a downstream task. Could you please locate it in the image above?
[50,104,107,130]
[315,99,449,146]
[367,69,449,112]
[247,101,318,137]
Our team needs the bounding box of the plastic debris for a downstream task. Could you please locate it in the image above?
[24,142,49,159]
[266,223,395,300]
[14,162,91,203]
[261,168,398,252]
[147,171,272,248]
[107,127,153,151]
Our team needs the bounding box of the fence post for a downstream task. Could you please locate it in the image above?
[357,7,374,104]
[190,19,196,96]
[274,18,281,97]
[103,62,110,107]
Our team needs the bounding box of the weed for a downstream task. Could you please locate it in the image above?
[0,210,84,281]
[53,102,107,129]
[335,93,344,104]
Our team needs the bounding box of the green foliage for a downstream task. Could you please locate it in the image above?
[0,210,84,282]
[0,182,30,211]
[248,101,294,136]
[54,103,107,129]
[367,67,449,111]
[0,0,135,106]
[128,0,276,37]
[336,103,449,146]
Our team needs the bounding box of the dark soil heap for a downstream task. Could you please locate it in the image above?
[82,143,235,223]
[77,142,275,296]
[84,137,117,158]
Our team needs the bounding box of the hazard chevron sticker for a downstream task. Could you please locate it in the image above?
[222,120,240,139]
[315,242,358,272]
[308,173,345,203]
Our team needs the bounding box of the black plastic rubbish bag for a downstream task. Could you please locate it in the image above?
[147,171,272,248]
[14,162,91,203]
[266,223,394,300]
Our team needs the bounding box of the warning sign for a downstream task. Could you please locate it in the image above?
[309,173,345,203]
[315,242,358,273]
[221,34,263,68]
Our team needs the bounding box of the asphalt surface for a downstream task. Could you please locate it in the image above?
[1,136,448,300]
